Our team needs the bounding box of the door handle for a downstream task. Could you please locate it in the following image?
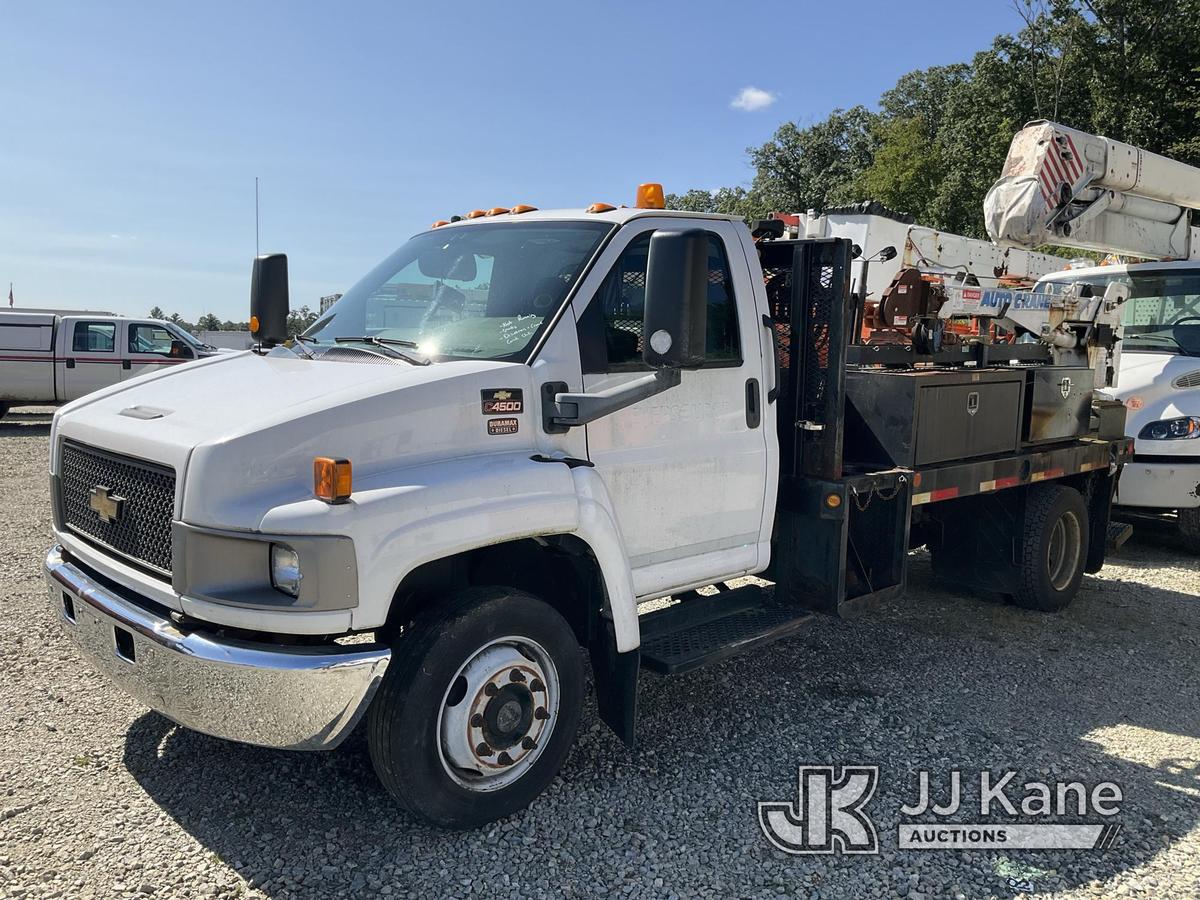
[122,359,131,370]
[745,377,761,429]
[65,358,75,369]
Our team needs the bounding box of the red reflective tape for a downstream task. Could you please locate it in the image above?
[1039,169,1057,204]
[930,486,960,502]
[995,475,1022,489]
[1045,151,1067,185]
[1065,134,1083,178]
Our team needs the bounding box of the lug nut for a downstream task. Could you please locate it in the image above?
[521,737,537,751]
[497,752,513,766]
[471,713,484,727]
[509,669,526,683]
[529,678,545,692]
[534,707,549,721]
[484,683,498,697]
[476,742,493,757]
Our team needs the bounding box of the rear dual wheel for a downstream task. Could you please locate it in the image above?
[367,587,584,829]
[1012,485,1089,612]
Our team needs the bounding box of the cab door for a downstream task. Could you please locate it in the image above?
[123,321,192,380]
[61,318,123,400]
[574,219,771,598]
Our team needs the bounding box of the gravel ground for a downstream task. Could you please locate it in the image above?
[2,407,1199,899]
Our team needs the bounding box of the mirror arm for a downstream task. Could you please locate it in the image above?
[545,369,682,431]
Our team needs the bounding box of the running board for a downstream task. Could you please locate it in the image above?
[1107,520,1134,550]
[638,586,813,675]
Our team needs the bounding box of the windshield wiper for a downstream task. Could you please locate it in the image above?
[333,335,431,366]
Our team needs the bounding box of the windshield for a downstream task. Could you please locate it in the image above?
[305,221,612,362]
[1036,268,1200,356]
[170,327,209,351]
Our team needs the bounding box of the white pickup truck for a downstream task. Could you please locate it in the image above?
[44,192,1131,828]
[0,311,218,417]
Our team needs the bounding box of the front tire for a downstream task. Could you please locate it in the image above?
[1012,485,1089,612]
[367,587,584,829]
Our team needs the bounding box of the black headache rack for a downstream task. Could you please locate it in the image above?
[756,237,1132,619]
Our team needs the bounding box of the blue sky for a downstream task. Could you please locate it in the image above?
[2,1,1022,321]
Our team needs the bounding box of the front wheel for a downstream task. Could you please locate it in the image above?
[367,587,584,829]
[1180,507,1200,554]
[1012,485,1089,612]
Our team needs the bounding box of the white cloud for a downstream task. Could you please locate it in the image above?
[730,86,777,112]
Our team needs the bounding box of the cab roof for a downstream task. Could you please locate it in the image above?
[426,206,744,232]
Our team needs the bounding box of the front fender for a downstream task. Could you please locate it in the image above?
[259,453,641,649]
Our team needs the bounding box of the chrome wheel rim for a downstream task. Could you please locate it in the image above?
[437,636,559,792]
[1047,510,1082,591]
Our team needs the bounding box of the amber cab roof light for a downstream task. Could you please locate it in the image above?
[635,183,666,210]
[587,202,616,214]
[485,207,510,216]
[510,204,538,214]
[431,219,450,228]
[466,209,487,219]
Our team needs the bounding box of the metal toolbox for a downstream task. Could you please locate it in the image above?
[1023,366,1094,444]
[845,368,1025,468]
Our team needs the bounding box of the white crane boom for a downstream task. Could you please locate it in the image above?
[985,120,1200,260]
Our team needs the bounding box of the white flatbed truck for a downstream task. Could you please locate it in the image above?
[44,191,1131,827]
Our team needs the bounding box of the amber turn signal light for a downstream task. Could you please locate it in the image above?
[314,457,352,504]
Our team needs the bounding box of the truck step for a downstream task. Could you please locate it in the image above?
[1107,520,1134,550]
[638,586,813,675]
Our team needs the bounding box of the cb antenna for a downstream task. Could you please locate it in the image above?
[255,176,260,257]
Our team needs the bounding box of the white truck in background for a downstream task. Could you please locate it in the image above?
[0,311,221,418]
[789,121,1200,551]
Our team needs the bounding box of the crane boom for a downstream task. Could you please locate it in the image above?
[984,120,1200,260]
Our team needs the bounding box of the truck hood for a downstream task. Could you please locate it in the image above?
[1112,351,1200,455]
[53,349,536,529]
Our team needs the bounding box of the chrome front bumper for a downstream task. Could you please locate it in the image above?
[45,545,391,750]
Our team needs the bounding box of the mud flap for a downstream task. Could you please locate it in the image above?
[589,619,638,748]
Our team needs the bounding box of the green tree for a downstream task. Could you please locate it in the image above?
[149,305,165,319]
[853,117,940,221]
[287,305,318,338]
[747,106,878,215]
[197,313,223,331]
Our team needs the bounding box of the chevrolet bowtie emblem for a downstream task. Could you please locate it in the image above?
[88,485,125,524]
[494,390,512,400]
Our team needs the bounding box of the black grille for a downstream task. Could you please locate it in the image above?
[59,440,176,576]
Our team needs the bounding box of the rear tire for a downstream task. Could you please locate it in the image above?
[1012,485,1088,612]
[367,586,584,829]
[1180,507,1200,554]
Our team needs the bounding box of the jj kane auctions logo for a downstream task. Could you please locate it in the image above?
[759,766,1122,854]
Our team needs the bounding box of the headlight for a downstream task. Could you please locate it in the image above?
[1138,416,1200,440]
[270,543,302,597]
